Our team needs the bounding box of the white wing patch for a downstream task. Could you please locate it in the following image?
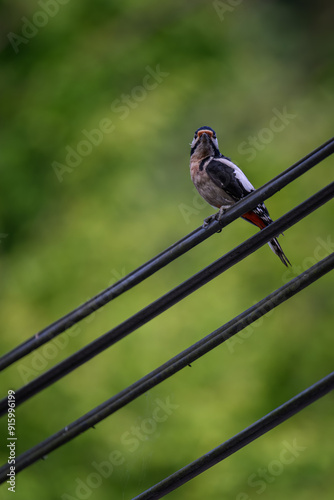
[221,158,255,193]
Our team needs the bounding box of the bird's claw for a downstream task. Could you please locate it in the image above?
[202,213,218,228]
[203,207,228,229]
[217,206,227,221]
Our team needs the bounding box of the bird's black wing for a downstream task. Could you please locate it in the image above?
[206,157,255,201]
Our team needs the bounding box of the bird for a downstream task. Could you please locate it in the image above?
[190,125,290,267]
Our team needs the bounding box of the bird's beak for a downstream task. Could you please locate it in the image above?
[197,129,214,139]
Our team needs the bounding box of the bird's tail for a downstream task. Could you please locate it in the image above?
[268,237,291,267]
[242,210,291,267]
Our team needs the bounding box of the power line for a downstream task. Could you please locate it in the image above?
[0,252,332,483]
[0,182,332,417]
[0,137,333,372]
[0,183,332,417]
[132,371,334,500]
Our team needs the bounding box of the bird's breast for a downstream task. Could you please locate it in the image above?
[190,159,235,209]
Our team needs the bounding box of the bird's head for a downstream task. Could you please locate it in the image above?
[190,126,220,159]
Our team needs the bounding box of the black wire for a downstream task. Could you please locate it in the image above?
[0,138,333,372]
[0,182,332,417]
[0,252,332,483]
[132,371,334,500]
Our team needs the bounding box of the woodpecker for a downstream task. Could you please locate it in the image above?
[190,126,290,267]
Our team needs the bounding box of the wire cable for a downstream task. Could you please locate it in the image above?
[0,182,332,416]
[0,252,332,482]
[0,138,333,372]
[132,371,334,499]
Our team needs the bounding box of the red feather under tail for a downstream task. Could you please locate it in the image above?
[242,211,291,267]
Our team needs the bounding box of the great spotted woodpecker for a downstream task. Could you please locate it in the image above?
[190,126,290,267]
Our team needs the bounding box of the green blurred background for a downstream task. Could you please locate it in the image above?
[0,0,333,498]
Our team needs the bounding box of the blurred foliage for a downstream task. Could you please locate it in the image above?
[0,0,333,499]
